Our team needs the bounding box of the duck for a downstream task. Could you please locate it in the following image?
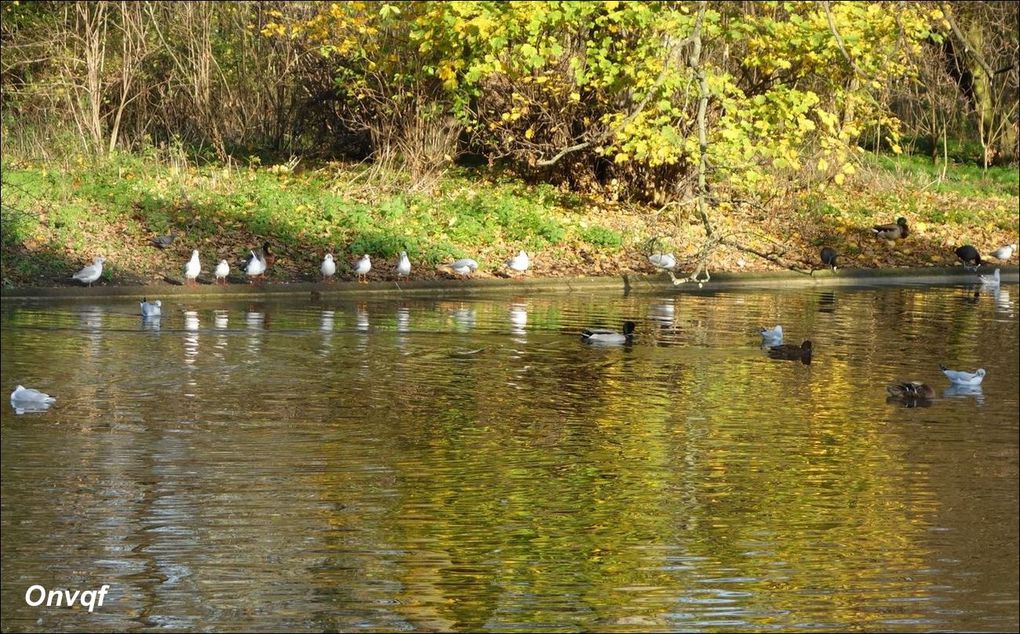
[215,259,230,285]
[321,254,336,282]
[990,243,1017,261]
[71,256,105,287]
[820,247,838,271]
[581,320,636,345]
[979,268,1000,286]
[447,258,479,277]
[760,324,783,343]
[396,251,411,278]
[955,245,981,269]
[11,385,56,405]
[352,254,371,283]
[886,381,935,400]
[506,250,530,274]
[140,298,162,318]
[184,249,201,285]
[648,253,677,271]
[768,340,812,363]
[872,217,909,240]
[939,364,985,386]
[151,230,177,249]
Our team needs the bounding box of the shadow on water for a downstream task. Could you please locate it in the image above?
[1,284,1018,632]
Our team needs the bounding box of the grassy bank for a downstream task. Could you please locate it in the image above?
[1,151,1017,288]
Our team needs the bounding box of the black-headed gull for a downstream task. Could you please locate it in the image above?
[940,364,986,386]
[72,257,105,286]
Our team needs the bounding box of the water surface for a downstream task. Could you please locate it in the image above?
[2,283,1018,632]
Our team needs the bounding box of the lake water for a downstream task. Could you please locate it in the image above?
[2,283,1018,632]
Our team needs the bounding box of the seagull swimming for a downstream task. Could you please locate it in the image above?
[760,324,784,344]
[940,364,986,386]
[11,385,56,413]
[72,257,105,287]
[140,298,162,318]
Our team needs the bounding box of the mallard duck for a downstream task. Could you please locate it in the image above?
[939,364,985,386]
[396,251,411,278]
[648,253,677,271]
[990,243,1017,261]
[872,217,909,240]
[184,249,201,285]
[955,245,981,268]
[820,247,838,271]
[506,250,530,273]
[760,324,783,344]
[886,381,935,400]
[581,320,636,345]
[151,230,177,249]
[352,254,371,282]
[140,298,162,318]
[321,254,336,282]
[215,259,230,284]
[72,257,105,287]
[768,340,812,363]
[979,268,1000,286]
[447,258,479,277]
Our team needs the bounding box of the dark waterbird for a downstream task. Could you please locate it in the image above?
[955,244,981,269]
[820,247,838,271]
[151,230,177,249]
[872,217,909,240]
[886,381,935,400]
[768,340,812,364]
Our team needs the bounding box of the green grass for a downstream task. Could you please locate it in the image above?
[870,153,1019,198]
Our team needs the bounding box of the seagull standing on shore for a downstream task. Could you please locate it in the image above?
[184,250,201,285]
[72,257,105,287]
[321,254,336,282]
[396,251,411,278]
[352,254,372,283]
[506,250,530,274]
[215,259,230,284]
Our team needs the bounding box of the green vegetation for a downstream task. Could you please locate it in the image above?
[0,2,1017,287]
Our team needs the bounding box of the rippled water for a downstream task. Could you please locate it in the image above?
[2,283,1018,632]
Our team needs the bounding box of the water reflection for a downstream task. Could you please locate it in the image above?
[142,315,161,331]
[1,284,1017,633]
[943,383,986,405]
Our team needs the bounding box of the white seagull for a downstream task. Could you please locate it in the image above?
[72,257,105,287]
[184,250,201,285]
[396,251,411,278]
[215,259,230,285]
[140,298,162,318]
[506,250,530,273]
[11,385,56,413]
[990,243,1017,261]
[448,258,479,277]
[940,365,986,386]
[648,253,677,271]
[352,254,371,283]
[321,254,336,282]
[760,324,784,344]
[245,249,266,281]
